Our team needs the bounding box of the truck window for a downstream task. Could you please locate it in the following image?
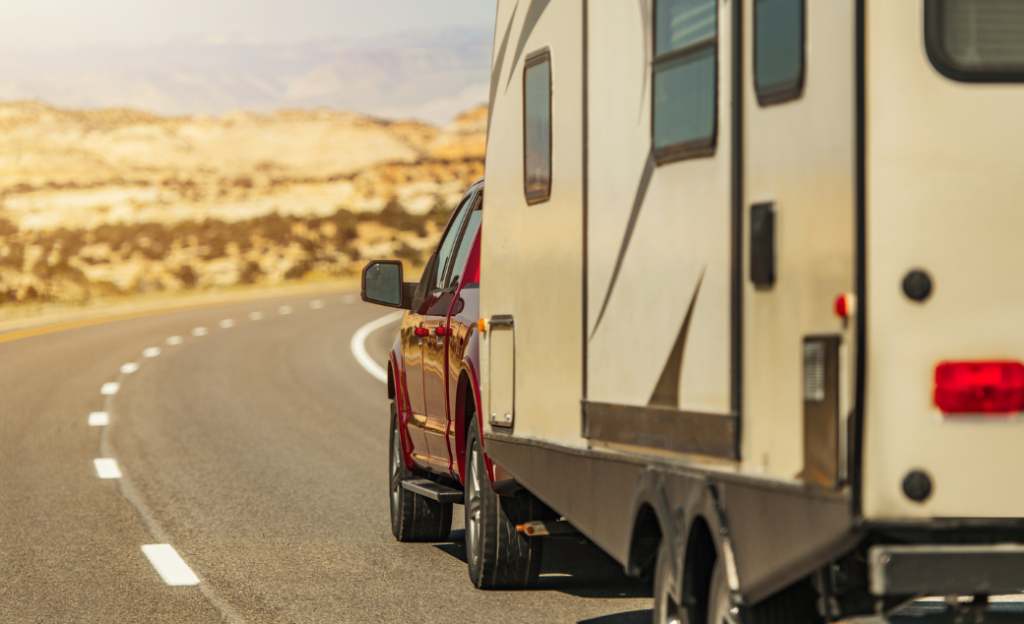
[524,50,552,205]
[433,189,477,291]
[926,0,1024,82]
[652,0,718,163]
[445,203,482,289]
[754,0,804,105]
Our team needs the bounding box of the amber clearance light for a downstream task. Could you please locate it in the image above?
[934,361,1024,414]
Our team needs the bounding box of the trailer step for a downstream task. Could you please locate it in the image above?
[400,479,464,504]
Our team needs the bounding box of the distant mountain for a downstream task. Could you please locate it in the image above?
[0,28,492,124]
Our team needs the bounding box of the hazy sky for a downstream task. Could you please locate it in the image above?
[0,0,499,48]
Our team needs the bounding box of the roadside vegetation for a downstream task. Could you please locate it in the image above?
[0,200,453,305]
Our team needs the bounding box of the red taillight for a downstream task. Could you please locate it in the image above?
[934,361,1024,414]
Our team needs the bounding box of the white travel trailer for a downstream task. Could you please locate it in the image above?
[476,0,1024,621]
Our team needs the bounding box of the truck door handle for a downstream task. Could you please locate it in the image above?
[414,328,430,337]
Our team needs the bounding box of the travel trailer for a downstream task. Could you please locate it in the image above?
[362,0,1024,620]
[472,0,1024,621]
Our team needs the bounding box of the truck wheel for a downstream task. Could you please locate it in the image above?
[464,418,543,589]
[708,558,822,624]
[653,541,685,624]
[389,403,452,542]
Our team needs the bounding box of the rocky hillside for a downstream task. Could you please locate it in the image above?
[0,101,486,303]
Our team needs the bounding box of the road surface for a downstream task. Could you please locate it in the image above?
[0,291,652,623]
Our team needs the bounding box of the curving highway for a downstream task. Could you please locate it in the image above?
[0,291,652,623]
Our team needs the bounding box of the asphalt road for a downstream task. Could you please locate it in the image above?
[0,290,652,623]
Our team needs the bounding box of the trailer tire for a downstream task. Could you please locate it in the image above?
[389,402,453,542]
[708,558,823,624]
[653,540,685,624]
[464,418,543,589]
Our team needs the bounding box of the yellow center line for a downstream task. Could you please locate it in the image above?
[0,301,253,345]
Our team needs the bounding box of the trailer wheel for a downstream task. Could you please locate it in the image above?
[707,560,735,624]
[653,541,685,624]
[389,402,452,542]
[708,558,823,624]
[464,418,543,589]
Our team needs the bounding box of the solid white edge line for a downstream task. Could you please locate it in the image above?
[350,311,403,384]
[89,411,110,426]
[141,544,200,586]
[94,458,122,479]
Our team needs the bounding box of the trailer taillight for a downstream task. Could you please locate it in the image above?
[934,361,1024,414]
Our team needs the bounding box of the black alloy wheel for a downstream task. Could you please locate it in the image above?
[389,402,452,542]
[464,414,545,589]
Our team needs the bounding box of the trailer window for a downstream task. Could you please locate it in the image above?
[652,0,718,163]
[524,51,552,205]
[926,0,1024,82]
[754,0,804,105]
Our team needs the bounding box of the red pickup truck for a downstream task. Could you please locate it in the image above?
[361,178,550,589]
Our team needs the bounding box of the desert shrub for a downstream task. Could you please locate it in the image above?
[0,219,18,237]
[284,259,311,280]
[251,212,292,245]
[175,265,197,289]
[0,242,25,268]
[426,199,453,229]
[239,261,262,284]
[372,199,426,236]
[393,242,421,264]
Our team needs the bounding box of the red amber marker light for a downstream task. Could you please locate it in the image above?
[834,294,852,318]
[934,361,1024,414]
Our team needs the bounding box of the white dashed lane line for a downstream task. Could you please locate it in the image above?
[143,347,161,358]
[278,305,293,315]
[141,544,200,586]
[219,319,235,329]
[88,411,109,426]
[342,294,356,304]
[249,311,263,321]
[167,335,183,346]
[120,362,139,374]
[192,327,208,337]
[100,382,120,395]
[310,300,325,309]
[94,458,122,479]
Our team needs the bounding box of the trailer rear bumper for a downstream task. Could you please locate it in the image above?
[869,544,1024,597]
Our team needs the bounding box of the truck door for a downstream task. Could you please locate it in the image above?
[742,0,856,486]
[420,188,479,471]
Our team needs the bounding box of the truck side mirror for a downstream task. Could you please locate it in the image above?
[361,260,414,310]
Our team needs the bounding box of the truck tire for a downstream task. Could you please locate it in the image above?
[464,418,544,589]
[389,402,452,542]
[708,558,822,624]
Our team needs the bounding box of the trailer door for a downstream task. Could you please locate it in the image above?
[741,0,857,485]
[863,0,1024,519]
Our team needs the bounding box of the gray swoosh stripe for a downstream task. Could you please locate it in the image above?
[487,0,520,136]
[590,148,656,340]
[504,0,552,93]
